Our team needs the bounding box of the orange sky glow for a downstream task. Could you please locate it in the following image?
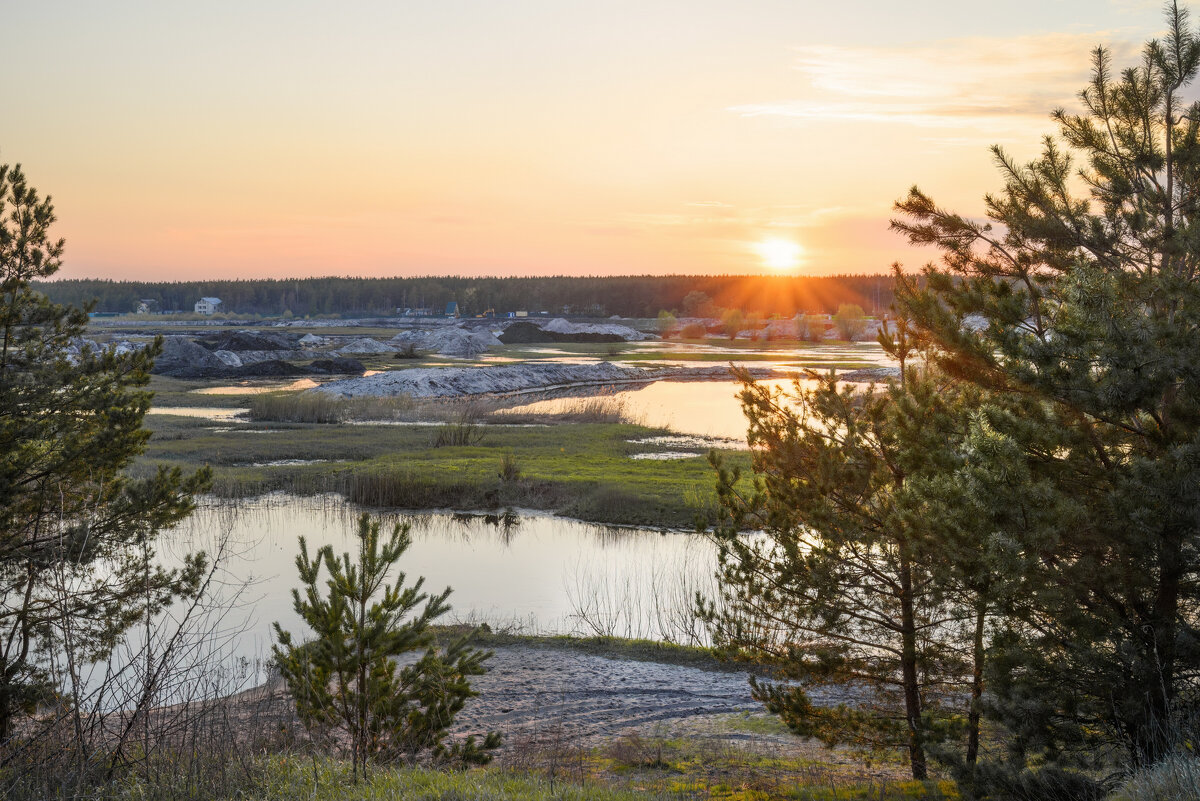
[1,1,1173,280]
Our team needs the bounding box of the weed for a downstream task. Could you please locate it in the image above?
[499,452,522,481]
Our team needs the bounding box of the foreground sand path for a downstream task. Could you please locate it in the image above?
[450,644,861,748]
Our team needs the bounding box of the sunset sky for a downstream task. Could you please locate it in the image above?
[2,1,1176,280]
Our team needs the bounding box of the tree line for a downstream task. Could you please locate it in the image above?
[34,273,898,319]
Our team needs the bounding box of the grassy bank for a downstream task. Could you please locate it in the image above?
[94,752,958,801]
[139,415,745,527]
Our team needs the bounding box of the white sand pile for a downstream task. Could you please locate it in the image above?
[541,318,654,341]
[212,350,243,367]
[311,362,649,399]
[389,325,502,357]
[298,333,330,346]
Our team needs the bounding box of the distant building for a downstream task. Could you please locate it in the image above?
[136,298,160,315]
[194,297,222,315]
[445,301,460,318]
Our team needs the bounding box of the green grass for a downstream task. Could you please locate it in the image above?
[245,758,646,801]
[584,733,959,801]
[138,417,748,527]
[107,753,960,801]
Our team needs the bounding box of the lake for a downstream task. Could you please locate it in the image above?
[164,494,718,666]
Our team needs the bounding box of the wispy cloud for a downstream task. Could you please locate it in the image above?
[731,32,1141,129]
[612,202,872,236]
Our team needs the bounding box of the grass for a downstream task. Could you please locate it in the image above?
[515,730,959,801]
[247,391,423,423]
[138,417,747,527]
[147,376,262,408]
[103,752,961,801]
[1110,752,1200,800]
[498,394,644,425]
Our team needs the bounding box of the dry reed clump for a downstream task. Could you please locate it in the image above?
[248,392,506,425]
[248,387,645,428]
[248,392,420,423]
[499,393,643,426]
[499,452,522,482]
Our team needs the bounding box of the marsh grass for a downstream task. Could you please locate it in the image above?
[248,389,641,427]
[247,392,421,423]
[497,394,644,425]
[499,452,522,481]
[140,416,747,527]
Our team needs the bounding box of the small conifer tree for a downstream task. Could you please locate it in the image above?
[273,514,500,778]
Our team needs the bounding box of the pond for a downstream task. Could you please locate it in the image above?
[163,494,719,666]
[499,377,814,440]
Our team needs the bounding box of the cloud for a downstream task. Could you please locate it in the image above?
[731,32,1142,129]
[611,202,873,237]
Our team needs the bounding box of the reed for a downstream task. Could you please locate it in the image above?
[499,394,643,425]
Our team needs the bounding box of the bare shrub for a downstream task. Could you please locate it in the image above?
[0,511,277,801]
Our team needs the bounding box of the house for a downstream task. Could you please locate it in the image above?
[445,301,460,318]
[136,298,159,315]
[194,297,222,315]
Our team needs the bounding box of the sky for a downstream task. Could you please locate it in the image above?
[0,0,1176,280]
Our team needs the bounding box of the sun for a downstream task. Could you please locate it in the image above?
[754,237,803,271]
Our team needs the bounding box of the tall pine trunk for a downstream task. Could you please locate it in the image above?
[899,551,927,780]
[966,601,986,766]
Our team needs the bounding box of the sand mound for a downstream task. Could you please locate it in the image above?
[312,362,649,399]
[389,325,502,357]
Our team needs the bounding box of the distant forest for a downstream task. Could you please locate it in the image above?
[35,274,901,319]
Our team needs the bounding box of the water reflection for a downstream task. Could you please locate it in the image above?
[501,378,816,439]
[165,494,717,663]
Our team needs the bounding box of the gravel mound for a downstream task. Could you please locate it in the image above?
[152,337,232,376]
[198,331,295,351]
[336,337,395,355]
[229,359,309,377]
[389,325,502,357]
[496,321,558,344]
[498,319,652,344]
[308,357,366,375]
[542,318,653,341]
[312,362,649,399]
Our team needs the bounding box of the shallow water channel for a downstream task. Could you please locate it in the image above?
[502,377,811,440]
[166,494,719,665]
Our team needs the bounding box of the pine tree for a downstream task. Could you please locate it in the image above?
[0,161,210,743]
[892,2,1200,769]
[272,514,500,779]
[704,337,1004,779]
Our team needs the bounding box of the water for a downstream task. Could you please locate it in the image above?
[164,494,717,665]
[501,378,816,439]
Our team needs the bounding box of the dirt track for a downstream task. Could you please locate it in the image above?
[450,644,863,748]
